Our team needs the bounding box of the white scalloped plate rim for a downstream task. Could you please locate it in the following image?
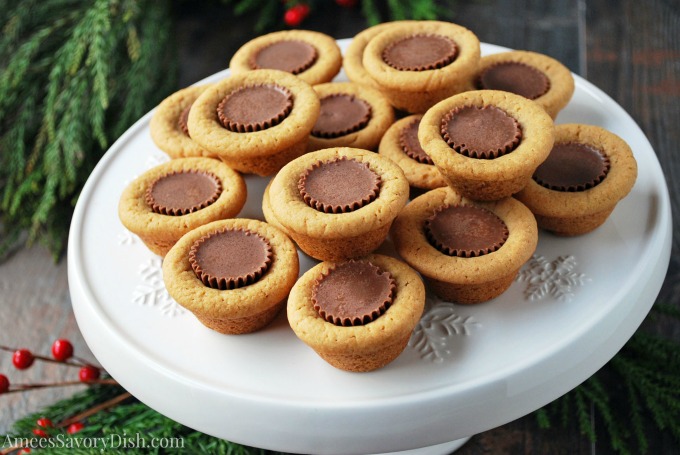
[68,40,672,455]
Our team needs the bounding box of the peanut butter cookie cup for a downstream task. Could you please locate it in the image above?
[475,50,575,119]
[308,82,394,152]
[391,186,538,304]
[163,218,299,334]
[378,114,447,193]
[362,21,481,113]
[118,157,247,256]
[514,123,637,235]
[229,30,342,86]
[150,84,213,158]
[187,69,320,176]
[343,20,421,90]
[288,254,425,372]
[268,147,409,261]
[419,89,554,200]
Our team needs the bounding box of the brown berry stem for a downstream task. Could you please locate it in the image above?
[56,391,132,428]
[2,378,118,394]
[0,345,97,368]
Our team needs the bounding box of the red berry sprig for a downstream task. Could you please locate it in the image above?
[284,3,310,27]
[67,422,85,434]
[0,340,116,394]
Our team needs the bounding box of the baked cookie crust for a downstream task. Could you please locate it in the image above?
[391,186,538,304]
[268,147,409,261]
[419,89,554,200]
[362,21,481,113]
[307,81,394,152]
[187,69,320,176]
[229,30,342,86]
[118,157,247,256]
[475,50,575,119]
[514,123,637,235]
[163,218,299,334]
[287,254,425,372]
[149,84,214,158]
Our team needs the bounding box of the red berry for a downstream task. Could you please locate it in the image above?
[78,365,100,382]
[32,428,49,438]
[19,449,31,454]
[51,339,74,362]
[0,374,9,394]
[36,417,53,428]
[12,349,34,370]
[67,422,85,434]
[336,0,357,6]
[284,4,309,27]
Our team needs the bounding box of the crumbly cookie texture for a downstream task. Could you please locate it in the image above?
[118,157,247,256]
[307,81,395,152]
[150,84,214,158]
[163,218,299,334]
[475,50,575,119]
[391,186,538,304]
[378,115,447,191]
[362,21,481,113]
[187,69,320,176]
[268,147,409,261]
[288,254,425,372]
[514,123,637,235]
[419,89,555,201]
[230,30,342,85]
[343,20,422,90]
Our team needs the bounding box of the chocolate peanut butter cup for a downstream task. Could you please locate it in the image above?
[425,205,509,258]
[177,104,192,137]
[189,228,273,290]
[399,116,433,165]
[382,34,458,71]
[311,94,372,139]
[145,170,222,216]
[478,62,550,100]
[441,105,522,159]
[312,260,396,326]
[534,142,611,192]
[217,84,293,133]
[298,158,381,213]
[250,40,318,75]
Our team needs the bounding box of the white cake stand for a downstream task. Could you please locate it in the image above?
[68,41,672,455]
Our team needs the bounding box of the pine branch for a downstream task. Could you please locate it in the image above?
[0,0,177,262]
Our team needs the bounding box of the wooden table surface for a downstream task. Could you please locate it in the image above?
[1,0,678,453]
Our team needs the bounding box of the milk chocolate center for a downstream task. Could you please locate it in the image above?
[382,34,458,71]
[399,116,433,165]
[189,228,273,290]
[425,205,509,257]
[312,260,396,326]
[298,158,381,213]
[478,62,550,100]
[311,94,372,138]
[441,105,522,159]
[146,170,222,216]
[178,104,192,137]
[534,142,611,191]
[251,40,318,75]
[217,84,293,132]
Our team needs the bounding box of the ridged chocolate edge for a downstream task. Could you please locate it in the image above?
[382,33,458,72]
[248,40,319,75]
[440,105,522,159]
[217,84,293,133]
[398,116,433,165]
[297,157,381,214]
[311,94,373,139]
[424,204,510,258]
[188,227,273,290]
[311,260,396,327]
[145,170,223,216]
